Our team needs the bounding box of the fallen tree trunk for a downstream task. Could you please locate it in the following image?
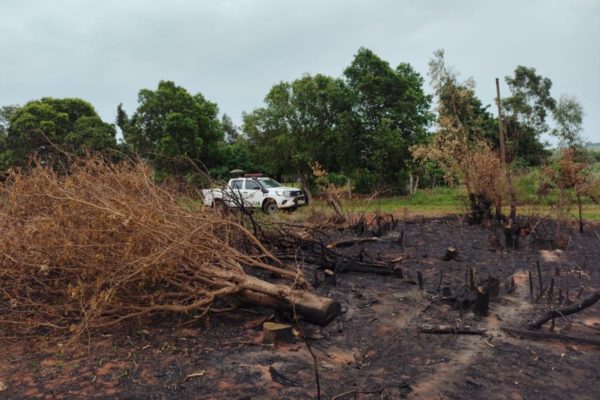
[239,288,341,326]
[502,327,600,347]
[200,264,341,326]
[326,237,380,249]
[278,254,393,275]
[529,290,600,329]
[418,324,486,334]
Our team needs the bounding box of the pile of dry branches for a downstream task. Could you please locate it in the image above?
[0,158,305,337]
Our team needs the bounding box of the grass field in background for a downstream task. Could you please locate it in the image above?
[294,186,600,221]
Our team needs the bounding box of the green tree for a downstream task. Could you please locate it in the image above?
[0,105,20,169]
[503,66,556,165]
[343,48,433,191]
[120,81,223,176]
[552,95,584,148]
[3,98,115,169]
[243,49,431,193]
[221,114,239,144]
[243,74,352,186]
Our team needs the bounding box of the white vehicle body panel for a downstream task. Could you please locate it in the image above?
[201,177,306,211]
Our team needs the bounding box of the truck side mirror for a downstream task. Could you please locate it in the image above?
[261,188,269,194]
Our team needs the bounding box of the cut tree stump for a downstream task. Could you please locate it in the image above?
[263,322,293,344]
[442,247,459,261]
[474,286,489,317]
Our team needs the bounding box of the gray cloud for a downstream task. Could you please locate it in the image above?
[1,0,598,142]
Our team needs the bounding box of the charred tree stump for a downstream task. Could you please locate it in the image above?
[263,322,293,344]
[442,247,459,261]
[474,286,489,317]
[469,268,475,291]
[487,277,500,299]
[417,271,424,290]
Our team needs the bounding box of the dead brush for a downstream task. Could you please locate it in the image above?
[0,157,305,338]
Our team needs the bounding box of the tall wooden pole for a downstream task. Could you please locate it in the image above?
[496,78,516,221]
[496,78,506,166]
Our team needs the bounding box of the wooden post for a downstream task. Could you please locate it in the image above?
[496,78,507,167]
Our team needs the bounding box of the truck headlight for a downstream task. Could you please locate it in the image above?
[284,190,292,197]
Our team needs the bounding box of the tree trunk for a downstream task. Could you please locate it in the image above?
[408,173,419,195]
[529,290,600,330]
[298,170,313,204]
[327,193,345,222]
[203,265,341,326]
[239,287,341,326]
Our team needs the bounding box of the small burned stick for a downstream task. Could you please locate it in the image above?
[537,261,544,298]
[529,270,534,300]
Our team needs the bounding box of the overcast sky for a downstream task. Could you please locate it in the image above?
[1,0,599,143]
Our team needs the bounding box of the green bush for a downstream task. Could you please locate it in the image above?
[351,169,380,193]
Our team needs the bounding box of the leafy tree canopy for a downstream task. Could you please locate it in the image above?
[503,66,557,165]
[2,98,115,170]
[243,48,432,192]
[119,80,223,176]
[552,95,584,148]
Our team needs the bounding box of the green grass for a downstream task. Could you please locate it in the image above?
[343,187,464,215]
[286,186,600,221]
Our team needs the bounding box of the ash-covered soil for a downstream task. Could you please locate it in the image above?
[2,217,600,399]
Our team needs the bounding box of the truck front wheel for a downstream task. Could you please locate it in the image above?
[262,199,278,215]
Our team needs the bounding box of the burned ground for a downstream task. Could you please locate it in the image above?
[1,216,599,399]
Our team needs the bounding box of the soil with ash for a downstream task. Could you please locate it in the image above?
[1,217,600,399]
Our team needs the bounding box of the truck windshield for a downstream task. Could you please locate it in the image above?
[260,178,282,188]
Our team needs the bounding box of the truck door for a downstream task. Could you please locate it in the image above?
[226,179,244,207]
[243,179,264,207]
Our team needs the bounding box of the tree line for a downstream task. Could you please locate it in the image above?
[0,48,587,193]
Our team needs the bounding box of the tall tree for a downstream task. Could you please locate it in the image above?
[3,98,115,169]
[343,48,432,190]
[413,49,504,222]
[243,74,353,184]
[221,114,239,144]
[121,81,223,176]
[503,66,556,165]
[552,95,584,148]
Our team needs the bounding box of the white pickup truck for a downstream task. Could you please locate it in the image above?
[202,176,307,214]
